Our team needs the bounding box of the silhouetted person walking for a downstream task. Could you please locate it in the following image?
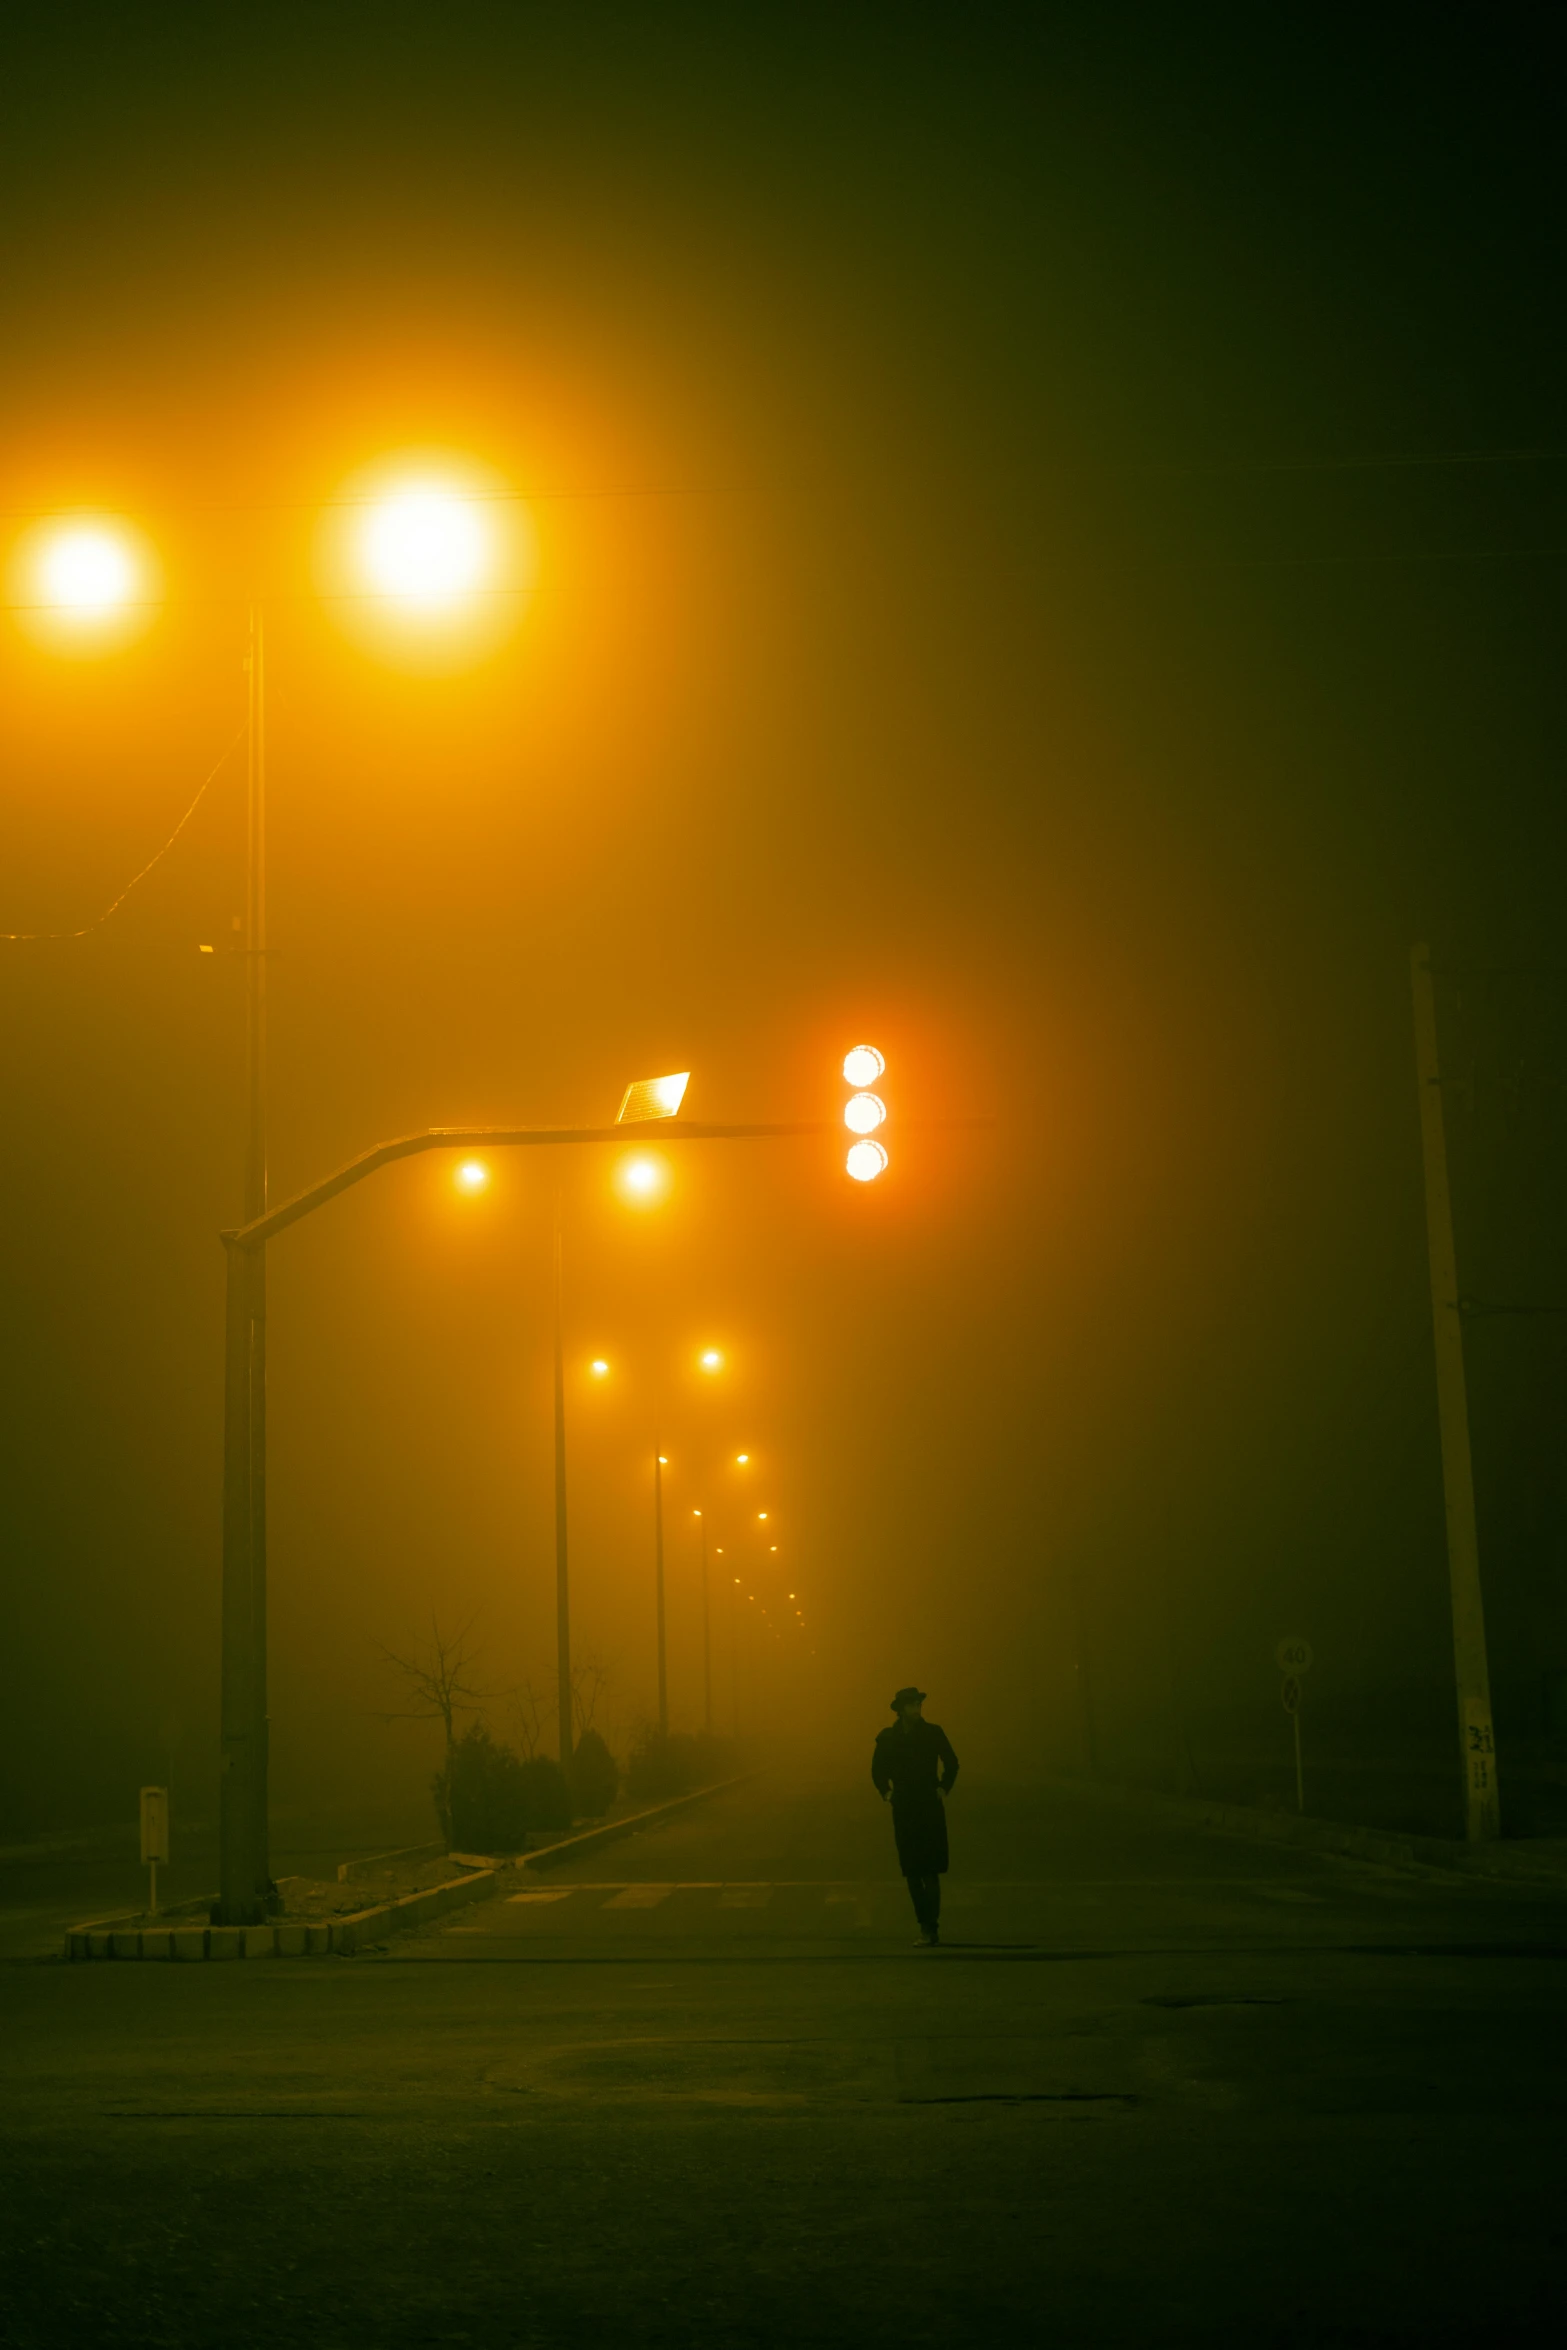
[872,1686,958,1946]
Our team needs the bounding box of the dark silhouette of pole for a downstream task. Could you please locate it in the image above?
[1411,945,1499,1839]
[699,1513,712,1734]
[218,607,270,1925]
[653,1441,668,1737]
[553,1179,573,1769]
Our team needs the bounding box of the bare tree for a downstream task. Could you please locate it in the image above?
[377,1615,495,1768]
[508,1679,547,1761]
[572,1651,613,1741]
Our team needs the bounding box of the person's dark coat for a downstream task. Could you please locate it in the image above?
[871,1717,959,1877]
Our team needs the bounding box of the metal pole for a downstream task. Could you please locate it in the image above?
[552,1180,573,1768]
[1411,946,1499,1840]
[700,1514,712,1735]
[245,610,270,1908]
[730,1571,739,1736]
[218,1236,265,1920]
[654,1441,668,1737]
[217,607,272,1925]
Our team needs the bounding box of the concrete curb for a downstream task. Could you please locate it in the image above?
[64,1867,495,1961]
[506,1773,755,1873]
[64,1774,753,1960]
[1052,1772,1567,1888]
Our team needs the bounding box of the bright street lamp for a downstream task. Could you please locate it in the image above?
[35,523,138,617]
[454,1158,489,1193]
[357,482,490,608]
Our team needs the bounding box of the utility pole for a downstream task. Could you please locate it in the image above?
[552,1180,573,1770]
[653,1442,669,1736]
[1411,946,1499,1841]
[699,1512,712,1734]
[218,608,271,1925]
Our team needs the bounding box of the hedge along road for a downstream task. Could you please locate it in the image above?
[4,1773,1566,2348]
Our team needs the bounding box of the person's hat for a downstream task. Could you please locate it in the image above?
[890,1686,927,1712]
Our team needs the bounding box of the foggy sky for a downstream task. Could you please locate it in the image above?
[3,7,1565,1834]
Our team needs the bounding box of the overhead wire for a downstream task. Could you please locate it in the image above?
[0,727,244,941]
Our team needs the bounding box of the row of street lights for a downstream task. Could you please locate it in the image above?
[6,470,916,1923]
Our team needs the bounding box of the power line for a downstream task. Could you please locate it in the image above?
[0,729,243,942]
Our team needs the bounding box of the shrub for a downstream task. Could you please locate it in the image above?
[433,1723,571,1852]
[626,1728,736,1803]
[569,1728,619,1819]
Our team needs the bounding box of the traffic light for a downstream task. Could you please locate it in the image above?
[842,1044,887,1180]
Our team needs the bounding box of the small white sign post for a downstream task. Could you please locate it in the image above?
[1274,1639,1313,1814]
[140,1786,169,1918]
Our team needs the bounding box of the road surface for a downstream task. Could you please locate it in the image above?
[3,1773,1563,2346]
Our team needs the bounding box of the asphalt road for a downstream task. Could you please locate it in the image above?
[4,1773,1565,2347]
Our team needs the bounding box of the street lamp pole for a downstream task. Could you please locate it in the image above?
[653,1440,669,1738]
[553,1179,573,1771]
[218,604,271,1923]
[699,1513,712,1735]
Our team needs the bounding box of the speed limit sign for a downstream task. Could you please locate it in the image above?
[1275,1635,1313,1677]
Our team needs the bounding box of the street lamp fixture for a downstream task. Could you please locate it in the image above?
[590,1358,609,1377]
[843,1044,885,1088]
[617,1153,666,1202]
[846,1139,889,1182]
[454,1158,490,1193]
[617,1070,691,1123]
[36,523,138,616]
[700,1348,723,1371]
[358,481,491,609]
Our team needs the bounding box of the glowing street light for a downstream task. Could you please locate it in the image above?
[617,1070,691,1123]
[454,1159,489,1193]
[842,1045,888,1181]
[700,1348,723,1372]
[617,1153,667,1203]
[590,1358,609,1377]
[358,481,490,608]
[736,1453,749,1465]
[35,523,138,617]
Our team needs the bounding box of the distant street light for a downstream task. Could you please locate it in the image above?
[700,1348,723,1371]
[617,1154,666,1202]
[454,1159,489,1193]
[590,1358,609,1377]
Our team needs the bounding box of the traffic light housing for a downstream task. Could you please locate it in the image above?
[842,1045,887,1180]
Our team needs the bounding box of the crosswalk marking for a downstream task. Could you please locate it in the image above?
[507,1889,575,1905]
[602,1884,676,1910]
[718,1886,772,1908]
